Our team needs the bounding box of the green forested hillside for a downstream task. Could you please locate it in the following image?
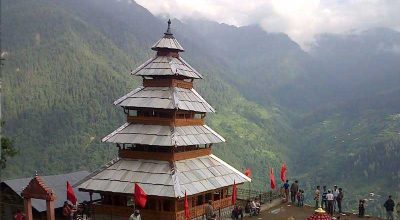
[1,0,291,188]
[1,0,399,217]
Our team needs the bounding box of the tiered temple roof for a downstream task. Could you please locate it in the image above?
[77,20,250,220]
[102,123,224,146]
[114,87,214,112]
[76,155,248,198]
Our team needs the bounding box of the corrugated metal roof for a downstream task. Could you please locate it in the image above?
[77,155,251,198]
[114,87,214,113]
[131,56,202,79]
[2,171,100,212]
[102,124,225,146]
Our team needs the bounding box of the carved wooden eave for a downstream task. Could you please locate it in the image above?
[21,175,56,201]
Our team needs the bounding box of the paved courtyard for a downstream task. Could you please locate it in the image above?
[243,203,382,220]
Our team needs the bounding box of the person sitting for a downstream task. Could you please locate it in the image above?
[129,209,141,220]
[255,199,261,214]
[231,205,240,220]
[249,200,259,216]
[205,200,216,220]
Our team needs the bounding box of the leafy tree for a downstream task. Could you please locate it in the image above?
[1,121,17,170]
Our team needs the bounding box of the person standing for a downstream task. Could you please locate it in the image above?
[384,195,395,220]
[13,209,25,220]
[299,190,305,207]
[358,199,365,218]
[314,186,321,208]
[337,188,344,213]
[322,186,328,210]
[333,185,339,212]
[290,180,299,203]
[327,190,334,215]
[396,200,400,219]
[283,180,290,202]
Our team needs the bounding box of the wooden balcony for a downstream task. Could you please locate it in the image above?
[143,78,193,89]
[127,116,204,126]
[119,148,212,161]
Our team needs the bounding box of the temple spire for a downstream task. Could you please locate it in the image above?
[151,19,184,52]
[165,19,172,36]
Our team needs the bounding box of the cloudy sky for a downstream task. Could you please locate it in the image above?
[135,0,400,47]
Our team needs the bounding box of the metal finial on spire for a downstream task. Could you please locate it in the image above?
[165,19,172,35]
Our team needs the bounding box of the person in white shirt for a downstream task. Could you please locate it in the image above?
[333,185,339,212]
[327,190,334,215]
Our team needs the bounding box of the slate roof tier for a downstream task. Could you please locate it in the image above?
[131,56,202,79]
[114,86,214,113]
[76,155,251,198]
[151,19,185,52]
[151,37,184,52]
[102,123,225,146]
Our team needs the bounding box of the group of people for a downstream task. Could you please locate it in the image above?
[282,180,345,215]
[315,185,344,215]
[283,179,306,207]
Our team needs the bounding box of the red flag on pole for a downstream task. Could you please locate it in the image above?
[232,180,237,205]
[269,168,276,190]
[66,181,77,205]
[134,183,147,208]
[245,168,252,178]
[184,191,190,219]
[280,163,287,182]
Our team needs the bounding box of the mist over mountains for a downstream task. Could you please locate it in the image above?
[2,0,399,216]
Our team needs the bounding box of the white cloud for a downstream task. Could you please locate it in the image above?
[134,0,400,48]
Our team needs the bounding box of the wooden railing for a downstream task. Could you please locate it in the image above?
[92,204,176,220]
[233,188,282,204]
[175,197,232,220]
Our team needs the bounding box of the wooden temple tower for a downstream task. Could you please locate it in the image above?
[76,20,251,220]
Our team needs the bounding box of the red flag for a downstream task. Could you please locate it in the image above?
[184,191,190,219]
[269,168,276,190]
[232,180,237,205]
[245,168,252,178]
[134,183,147,208]
[66,181,77,205]
[280,163,287,182]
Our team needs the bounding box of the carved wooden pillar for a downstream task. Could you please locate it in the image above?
[24,198,33,220]
[21,175,56,220]
[46,200,55,220]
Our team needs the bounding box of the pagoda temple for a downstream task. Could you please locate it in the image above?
[76,20,251,220]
